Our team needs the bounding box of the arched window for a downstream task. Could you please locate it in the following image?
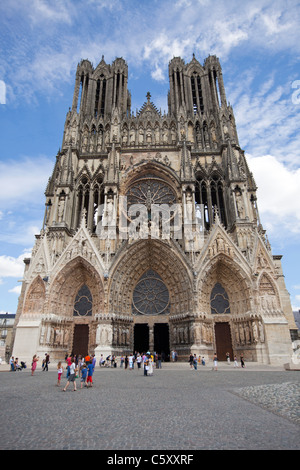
[195,173,227,230]
[195,173,209,230]
[210,174,227,227]
[191,72,204,114]
[92,176,104,232]
[76,176,90,227]
[73,285,93,316]
[210,283,230,314]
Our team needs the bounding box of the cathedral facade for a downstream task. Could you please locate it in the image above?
[11,55,297,365]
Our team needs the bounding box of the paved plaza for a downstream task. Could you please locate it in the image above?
[0,361,299,451]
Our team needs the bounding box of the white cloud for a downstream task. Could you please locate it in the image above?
[228,68,300,167]
[2,0,299,104]
[8,285,21,295]
[247,154,300,238]
[0,251,31,279]
[151,66,166,82]
[23,0,74,25]
[0,156,53,208]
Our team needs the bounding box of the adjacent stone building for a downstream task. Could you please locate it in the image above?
[11,54,297,365]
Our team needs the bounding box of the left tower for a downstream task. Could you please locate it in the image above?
[11,57,132,362]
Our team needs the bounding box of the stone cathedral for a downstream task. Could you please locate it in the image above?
[12,54,297,365]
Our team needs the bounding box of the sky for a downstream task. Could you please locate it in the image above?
[0,0,299,314]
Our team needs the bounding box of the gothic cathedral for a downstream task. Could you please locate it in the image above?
[12,55,297,365]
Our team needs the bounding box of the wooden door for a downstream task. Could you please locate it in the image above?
[214,322,233,361]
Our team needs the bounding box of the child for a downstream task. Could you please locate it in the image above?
[57,362,64,386]
[86,361,94,387]
[81,363,88,388]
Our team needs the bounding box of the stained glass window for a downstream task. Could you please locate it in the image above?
[210,282,230,314]
[132,269,170,315]
[126,178,177,209]
[73,285,93,316]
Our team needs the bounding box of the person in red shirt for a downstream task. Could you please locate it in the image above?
[66,355,72,378]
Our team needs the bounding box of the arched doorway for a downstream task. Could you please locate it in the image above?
[48,257,104,356]
[211,282,234,360]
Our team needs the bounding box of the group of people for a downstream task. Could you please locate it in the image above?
[213,353,246,370]
[119,352,156,375]
[12,350,247,387]
[188,354,206,370]
[60,354,96,391]
[187,353,246,371]
[9,356,27,371]
[98,351,161,375]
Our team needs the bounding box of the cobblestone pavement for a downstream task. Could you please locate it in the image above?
[0,362,299,450]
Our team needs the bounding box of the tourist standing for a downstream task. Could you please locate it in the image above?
[31,355,39,376]
[63,357,77,391]
[148,355,153,376]
[226,352,230,364]
[157,353,162,369]
[81,363,88,388]
[128,354,134,370]
[193,354,198,370]
[144,359,148,376]
[44,353,50,371]
[86,361,94,387]
[136,354,142,369]
[57,362,63,386]
[171,350,175,362]
[213,353,218,371]
[66,354,72,378]
[234,355,239,368]
[10,356,15,371]
[240,355,245,368]
[189,353,194,369]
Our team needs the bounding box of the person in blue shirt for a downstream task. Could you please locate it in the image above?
[81,363,88,388]
[87,361,94,387]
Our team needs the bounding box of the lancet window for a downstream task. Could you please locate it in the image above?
[195,172,227,229]
[191,72,204,114]
[94,74,106,118]
[75,175,104,231]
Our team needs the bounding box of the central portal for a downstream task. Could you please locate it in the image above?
[134,323,170,359]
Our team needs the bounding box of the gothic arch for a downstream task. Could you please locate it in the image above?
[23,276,46,315]
[108,239,193,316]
[48,256,104,318]
[198,256,251,315]
[258,272,280,310]
[121,161,181,199]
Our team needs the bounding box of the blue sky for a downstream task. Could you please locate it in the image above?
[0,0,299,313]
